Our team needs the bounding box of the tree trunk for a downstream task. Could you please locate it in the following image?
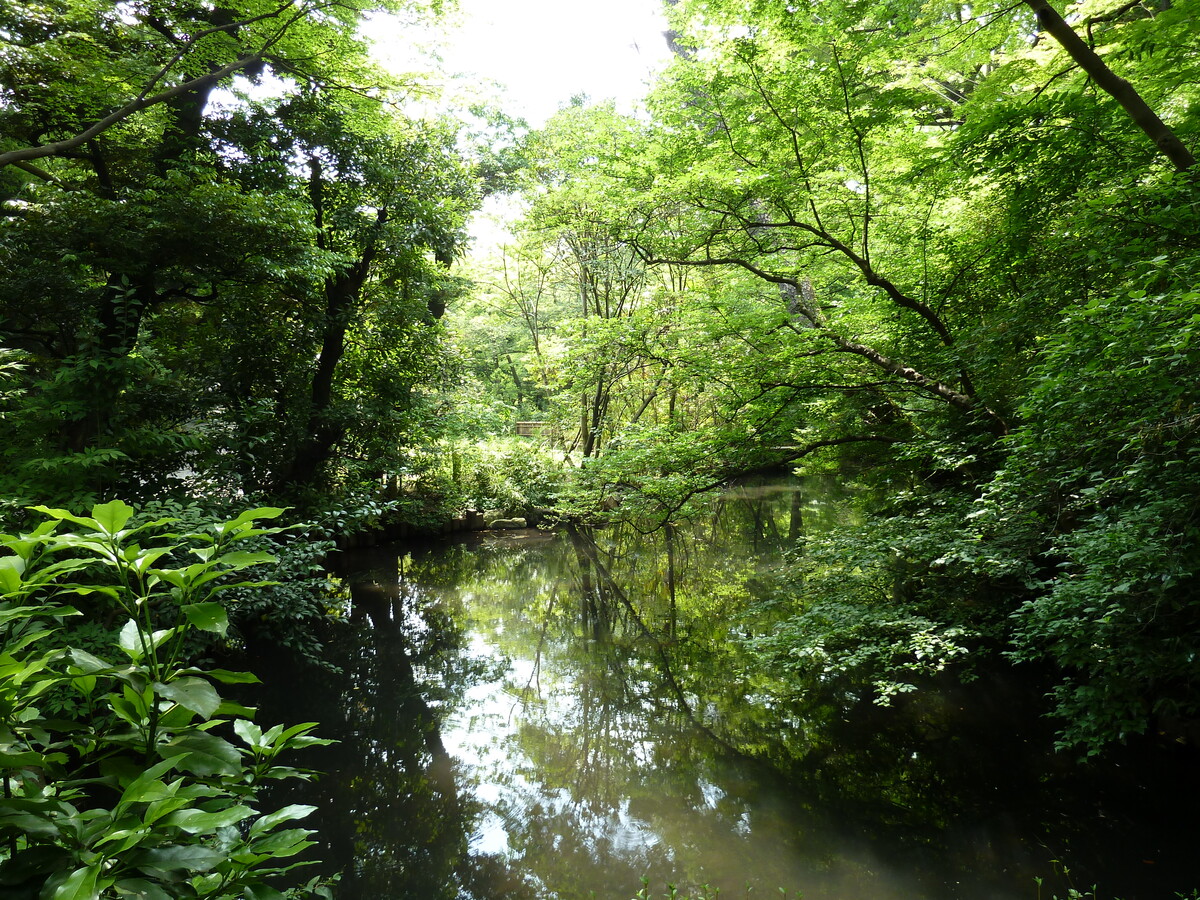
[272,161,388,492]
[1023,0,1194,171]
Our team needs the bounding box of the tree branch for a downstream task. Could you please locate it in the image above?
[0,1,304,170]
[631,246,1005,430]
[1022,0,1194,171]
[11,160,66,186]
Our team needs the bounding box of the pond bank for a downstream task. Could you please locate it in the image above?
[335,508,556,551]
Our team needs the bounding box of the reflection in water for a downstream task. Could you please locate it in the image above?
[260,480,1198,900]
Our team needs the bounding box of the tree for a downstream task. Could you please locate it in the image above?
[0,0,477,510]
[470,0,1200,752]
[0,0,413,170]
[1020,0,1194,171]
[521,103,657,459]
[631,6,1010,440]
[633,0,1196,433]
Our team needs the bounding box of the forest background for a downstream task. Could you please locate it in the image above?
[1,0,1198,895]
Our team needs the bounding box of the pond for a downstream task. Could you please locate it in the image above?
[257,481,1198,900]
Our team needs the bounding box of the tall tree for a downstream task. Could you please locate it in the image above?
[0,0,476,508]
[521,103,656,459]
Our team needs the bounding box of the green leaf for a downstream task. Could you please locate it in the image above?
[59,585,120,601]
[126,546,172,576]
[93,822,152,855]
[233,718,264,749]
[186,667,259,684]
[214,550,277,569]
[0,604,53,626]
[244,884,289,900]
[217,507,287,536]
[0,808,67,838]
[181,602,228,636]
[156,677,221,719]
[1,625,64,656]
[278,721,324,742]
[143,795,195,827]
[118,622,175,662]
[49,864,100,900]
[150,627,175,650]
[0,748,55,769]
[216,699,258,718]
[151,569,187,590]
[112,878,173,900]
[68,648,112,674]
[90,500,135,535]
[158,731,241,776]
[111,686,149,725]
[133,844,225,877]
[249,804,316,836]
[28,506,100,531]
[162,804,254,834]
[245,827,313,858]
[117,619,144,661]
[117,757,184,805]
[0,555,26,593]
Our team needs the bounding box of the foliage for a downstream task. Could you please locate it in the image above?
[631,882,719,900]
[0,500,335,899]
[988,262,1200,752]
[28,496,352,671]
[452,0,1200,758]
[2,0,1199,776]
[449,438,565,515]
[0,0,478,510]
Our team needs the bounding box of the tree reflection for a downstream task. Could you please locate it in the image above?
[259,543,540,900]
[437,482,1194,900]
[264,478,1197,900]
[451,484,920,899]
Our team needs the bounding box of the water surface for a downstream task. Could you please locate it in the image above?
[260,483,1198,900]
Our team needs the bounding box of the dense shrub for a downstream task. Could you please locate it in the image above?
[0,501,335,899]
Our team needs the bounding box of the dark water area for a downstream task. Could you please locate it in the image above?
[254,482,1200,900]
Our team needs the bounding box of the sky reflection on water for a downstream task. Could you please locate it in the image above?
[261,483,1198,900]
[381,507,1005,900]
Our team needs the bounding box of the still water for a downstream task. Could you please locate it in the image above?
[259,483,1197,900]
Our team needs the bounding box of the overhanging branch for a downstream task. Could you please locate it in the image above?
[631,245,1005,430]
[0,1,305,170]
[1023,0,1195,171]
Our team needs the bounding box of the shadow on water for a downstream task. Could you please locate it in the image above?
[253,479,1200,900]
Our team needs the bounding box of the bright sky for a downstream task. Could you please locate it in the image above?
[367,1,673,253]
[370,0,673,126]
